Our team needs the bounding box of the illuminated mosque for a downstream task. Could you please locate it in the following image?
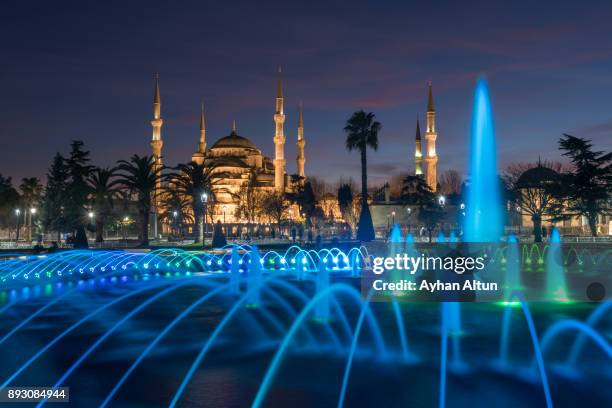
[149,69,306,224]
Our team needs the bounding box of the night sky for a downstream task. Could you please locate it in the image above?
[1,0,611,186]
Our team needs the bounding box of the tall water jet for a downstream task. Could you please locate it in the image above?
[437,231,446,243]
[389,224,403,243]
[350,251,360,278]
[315,259,330,321]
[464,78,502,243]
[246,247,262,308]
[230,246,240,295]
[504,235,522,302]
[389,224,406,296]
[546,228,568,301]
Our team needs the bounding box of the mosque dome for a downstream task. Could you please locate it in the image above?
[211,130,258,150]
[516,165,560,187]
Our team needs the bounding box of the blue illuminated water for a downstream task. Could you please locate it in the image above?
[464,78,503,243]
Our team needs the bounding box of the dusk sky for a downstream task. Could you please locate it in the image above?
[1,0,611,186]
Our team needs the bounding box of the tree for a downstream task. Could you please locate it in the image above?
[19,177,43,241]
[260,191,289,234]
[88,167,122,242]
[117,155,161,246]
[337,184,353,218]
[289,180,316,226]
[64,141,93,237]
[231,167,263,235]
[344,110,381,241]
[165,161,216,243]
[558,134,611,236]
[337,183,357,237]
[307,176,330,201]
[0,174,20,233]
[43,153,70,242]
[512,163,565,242]
[159,189,193,239]
[401,175,435,207]
[419,203,446,242]
[439,170,463,196]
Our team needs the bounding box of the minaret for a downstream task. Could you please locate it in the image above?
[414,117,423,175]
[273,66,286,191]
[150,73,164,194]
[192,103,206,165]
[296,103,305,178]
[425,81,438,191]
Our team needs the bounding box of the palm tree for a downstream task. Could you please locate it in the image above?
[88,167,122,242]
[159,189,193,239]
[344,110,381,241]
[165,162,216,243]
[116,155,161,246]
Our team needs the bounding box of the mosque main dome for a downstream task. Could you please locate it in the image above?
[210,130,258,151]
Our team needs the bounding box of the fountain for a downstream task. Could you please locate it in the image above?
[546,228,568,301]
[0,79,608,408]
[246,246,262,308]
[315,259,330,321]
[504,235,522,302]
[464,77,503,243]
[230,245,240,294]
[389,224,403,243]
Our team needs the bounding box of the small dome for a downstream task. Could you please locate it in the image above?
[211,130,258,150]
[517,165,560,187]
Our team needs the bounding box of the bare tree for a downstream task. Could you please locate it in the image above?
[438,170,463,195]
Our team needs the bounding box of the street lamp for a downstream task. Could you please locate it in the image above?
[438,196,446,206]
[201,192,208,246]
[222,204,227,236]
[391,211,396,225]
[406,207,412,232]
[15,208,21,242]
[29,208,37,242]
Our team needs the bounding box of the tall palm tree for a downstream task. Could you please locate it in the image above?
[116,155,161,246]
[88,167,122,242]
[343,110,381,241]
[165,162,216,243]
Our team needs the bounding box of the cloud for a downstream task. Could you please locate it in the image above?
[575,121,612,137]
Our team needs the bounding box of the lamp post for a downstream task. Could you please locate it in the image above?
[406,207,412,232]
[391,210,396,226]
[15,209,21,242]
[172,211,178,238]
[122,216,129,244]
[88,211,95,242]
[29,207,37,242]
[222,204,227,237]
[201,192,208,246]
